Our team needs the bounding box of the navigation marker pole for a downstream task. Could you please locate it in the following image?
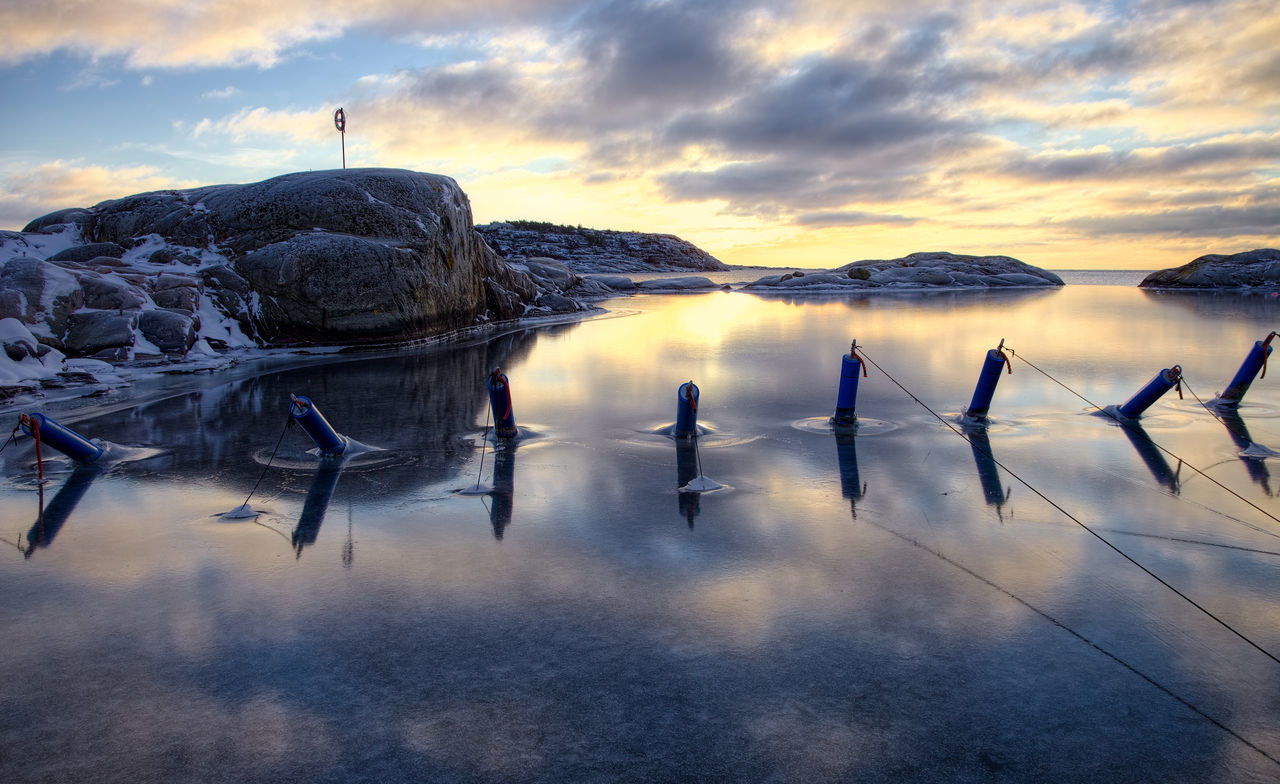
[334,107,347,169]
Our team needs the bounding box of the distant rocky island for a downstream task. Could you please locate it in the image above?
[1139,248,1280,288]
[742,251,1064,292]
[476,220,728,273]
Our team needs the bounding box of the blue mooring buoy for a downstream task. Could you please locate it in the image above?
[1117,366,1182,420]
[1219,332,1275,406]
[675,381,699,438]
[831,341,864,426]
[487,367,518,438]
[288,394,348,456]
[19,413,104,463]
[964,339,1009,421]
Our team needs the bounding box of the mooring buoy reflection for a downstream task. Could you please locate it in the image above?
[967,429,1011,517]
[489,442,516,540]
[834,429,866,518]
[292,459,344,558]
[676,438,700,527]
[1219,408,1272,496]
[24,464,103,557]
[1120,421,1181,494]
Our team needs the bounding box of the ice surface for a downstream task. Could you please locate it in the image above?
[2,287,1279,783]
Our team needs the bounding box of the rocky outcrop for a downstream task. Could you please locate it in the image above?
[477,221,728,273]
[1138,249,1280,288]
[2,169,573,370]
[744,252,1064,292]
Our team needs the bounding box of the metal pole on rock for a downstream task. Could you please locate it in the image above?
[334,108,347,169]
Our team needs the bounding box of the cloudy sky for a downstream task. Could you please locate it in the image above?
[1,0,1276,269]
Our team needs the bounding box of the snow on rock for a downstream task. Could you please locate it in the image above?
[4,169,557,354]
[1139,249,1280,288]
[1,168,593,401]
[635,276,723,292]
[0,318,65,393]
[477,221,728,273]
[583,274,637,291]
[743,252,1064,292]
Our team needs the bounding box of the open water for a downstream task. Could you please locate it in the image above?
[2,282,1279,782]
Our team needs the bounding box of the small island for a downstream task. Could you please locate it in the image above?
[743,251,1064,292]
[1139,248,1280,288]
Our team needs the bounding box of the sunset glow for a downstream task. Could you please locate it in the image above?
[3,0,1276,269]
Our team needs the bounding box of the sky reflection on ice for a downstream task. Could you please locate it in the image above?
[2,285,1280,781]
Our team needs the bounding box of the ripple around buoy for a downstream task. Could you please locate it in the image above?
[1091,407,1196,430]
[622,424,761,450]
[250,439,397,471]
[467,425,547,448]
[949,414,1022,433]
[93,442,169,467]
[647,421,714,438]
[1217,402,1280,418]
[790,416,900,436]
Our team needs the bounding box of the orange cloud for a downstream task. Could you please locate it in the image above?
[0,160,198,229]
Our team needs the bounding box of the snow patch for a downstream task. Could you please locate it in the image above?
[0,318,65,386]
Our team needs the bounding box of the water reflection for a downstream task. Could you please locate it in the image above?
[1120,422,1182,494]
[24,464,102,557]
[1220,409,1273,495]
[489,443,516,540]
[1140,289,1280,321]
[967,429,1010,516]
[62,327,550,502]
[292,459,344,558]
[748,287,1059,310]
[5,288,1280,782]
[675,439,700,527]
[833,430,866,517]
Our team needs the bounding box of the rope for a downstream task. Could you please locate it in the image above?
[685,381,698,412]
[1009,348,1280,533]
[0,422,18,458]
[474,395,492,490]
[864,515,1280,769]
[1180,375,1230,428]
[239,412,293,511]
[850,342,868,377]
[1005,348,1104,410]
[489,371,513,423]
[498,378,513,422]
[857,347,1280,668]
